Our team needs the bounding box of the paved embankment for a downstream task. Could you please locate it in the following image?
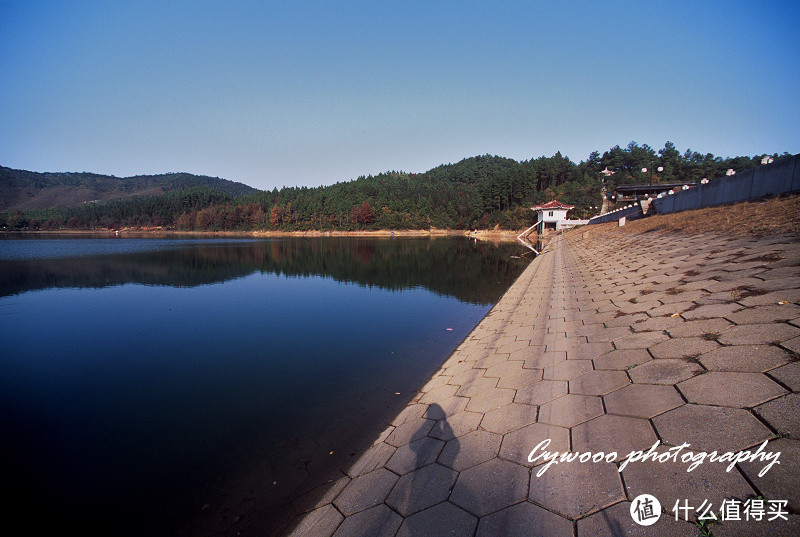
[287,228,800,536]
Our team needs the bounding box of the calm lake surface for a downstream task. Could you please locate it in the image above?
[0,234,529,536]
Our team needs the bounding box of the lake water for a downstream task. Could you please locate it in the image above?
[0,234,529,536]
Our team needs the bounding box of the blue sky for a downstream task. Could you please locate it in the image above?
[1,1,798,191]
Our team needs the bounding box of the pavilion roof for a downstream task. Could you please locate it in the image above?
[531,200,574,211]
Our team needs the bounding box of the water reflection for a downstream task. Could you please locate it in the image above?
[0,236,528,537]
[0,236,527,303]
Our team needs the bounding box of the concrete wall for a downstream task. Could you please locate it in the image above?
[588,200,645,225]
[652,153,800,215]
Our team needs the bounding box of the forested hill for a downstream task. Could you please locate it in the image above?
[0,167,259,212]
[1,142,790,232]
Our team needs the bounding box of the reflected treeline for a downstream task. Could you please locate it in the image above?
[0,237,530,303]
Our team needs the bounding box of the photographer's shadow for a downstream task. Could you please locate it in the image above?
[392,403,479,536]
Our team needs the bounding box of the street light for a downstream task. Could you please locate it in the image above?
[644,165,664,193]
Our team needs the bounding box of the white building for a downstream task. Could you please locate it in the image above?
[530,200,589,234]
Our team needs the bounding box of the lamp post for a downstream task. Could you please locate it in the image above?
[643,165,664,195]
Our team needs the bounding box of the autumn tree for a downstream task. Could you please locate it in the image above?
[351,201,375,226]
[270,204,286,227]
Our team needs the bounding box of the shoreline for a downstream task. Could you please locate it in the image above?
[4,227,532,243]
[284,219,800,536]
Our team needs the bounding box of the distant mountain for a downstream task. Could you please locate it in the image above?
[1,143,786,231]
[0,167,260,212]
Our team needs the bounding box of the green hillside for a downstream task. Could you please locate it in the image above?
[0,167,259,212]
[1,142,787,231]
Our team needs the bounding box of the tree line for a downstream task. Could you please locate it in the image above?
[1,237,526,304]
[2,142,788,232]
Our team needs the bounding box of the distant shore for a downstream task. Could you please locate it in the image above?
[5,227,532,243]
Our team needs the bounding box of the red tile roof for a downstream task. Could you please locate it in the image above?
[530,200,574,211]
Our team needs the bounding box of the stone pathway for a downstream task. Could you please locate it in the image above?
[286,229,800,536]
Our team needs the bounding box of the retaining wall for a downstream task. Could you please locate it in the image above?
[652,153,800,215]
[588,200,645,225]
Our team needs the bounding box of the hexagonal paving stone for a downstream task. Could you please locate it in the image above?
[567,341,615,360]
[438,430,502,471]
[660,288,707,304]
[682,302,743,320]
[496,339,532,355]
[572,414,658,455]
[716,323,800,345]
[569,370,630,395]
[391,403,428,426]
[613,330,671,350]
[447,367,484,388]
[755,275,800,292]
[622,448,756,512]
[499,422,570,466]
[508,345,547,363]
[418,383,459,404]
[484,360,525,379]
[385,463,457,517]
[515,380,568,406]
[395,502,478,537]
[450,459,530,517]
[584,325,633,342]
[538,394,604,428]
[698,344,792,372]
[648,336,721,359]
[603,383,684,419]
[428,395,470,418]
[652,404,773,452]
[784,334,800,354]
[754,392,800,438]
[529,458,626,519]
[542,359,594,380]
[480,403,538,435]
[293,471,351,514]
[443,359,479,377]
[455,377,499,398]
[496,368,544,389]
[738,438,800,512]
[385,436,445,475]
[592,348,652,370]
[648,300,697,317]
[478,354,517,371]
[769,361,800,391]
[631,315,685,333]
[628,359,703,385]
[385,417,435,447]
[486,335,519,349]
[287,504,343,537]
[576,501,693,536]
[546,336,589,352]
[524,350,567,369]
[346,442,396,478]
[428,411,483,441]
[664,317,732,338]
[464,388,516,413]
[333,468,399,516]
[604,315,645,330]
[739,289,800,307]
[726,303,800,324]
[677,372,787,408]
[422,373,455,393]
[331,504,402,537]
[477,501,573,537]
